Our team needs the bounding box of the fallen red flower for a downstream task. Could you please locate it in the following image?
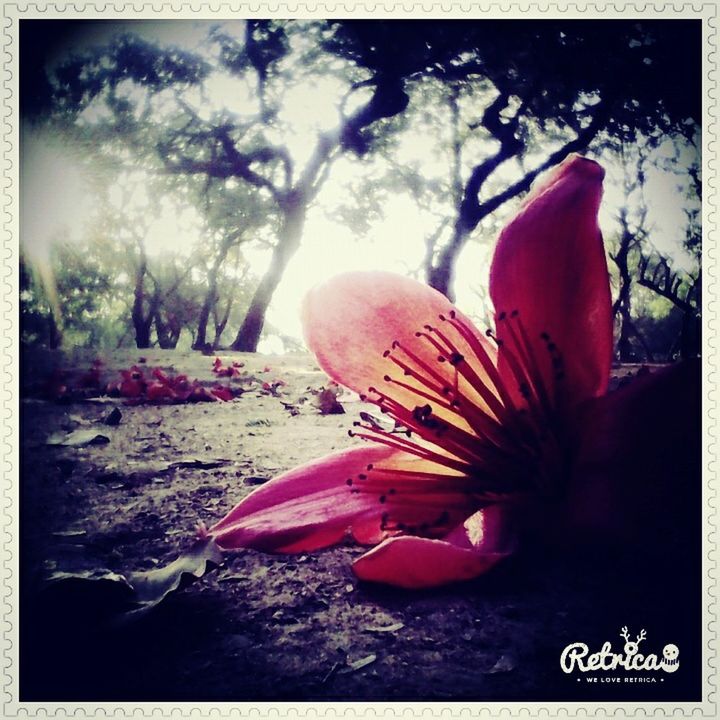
[207,155,700,588]
[107,366,147,399]
[211,385,234,402]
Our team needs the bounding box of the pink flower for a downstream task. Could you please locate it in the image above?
[207,155,696,588]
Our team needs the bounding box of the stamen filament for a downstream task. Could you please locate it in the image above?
[442,313,524,421]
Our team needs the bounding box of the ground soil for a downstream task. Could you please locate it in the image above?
[18,349,703,703]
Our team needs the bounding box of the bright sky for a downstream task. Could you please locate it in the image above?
[21,21,699,353]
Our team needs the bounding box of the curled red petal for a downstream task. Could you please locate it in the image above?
[352,505,514,589]
[489,154,612,407]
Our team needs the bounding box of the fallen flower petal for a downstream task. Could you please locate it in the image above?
[211,385,234,402]
[353,505,515,588]
[146,382,176,403]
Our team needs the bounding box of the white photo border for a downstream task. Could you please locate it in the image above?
[2,2,717,717]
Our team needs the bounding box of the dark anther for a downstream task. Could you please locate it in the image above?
[397,522,407,531]
[358,473,367,480]
[438,355,446,363]
[510,309,519,318]
[359,393,367,401]
[353,421,361,427]
[485,328,493,337]
[383,349,391,358]
[424,324,433,331]
[442,386,451,395]
[379,495,386,504]
[439,314,446,321]
[388,488,396,495]
[449,352,464,366]
[547,342,557,352]
[383,375,392,382]
[498,311,507,321]
[391,340,400,349]
[415,331,422,338]
[346,478,353,486]
[419,404,433,418]
[540,332,550,341]
[366,464,374,470]
[519,383,531,399]
[348,430,355,437]
[449,310,456,319]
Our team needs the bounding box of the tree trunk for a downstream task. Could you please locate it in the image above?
[213,295,234,349]
[194,238,233,350]
[132,251,152,349]
[193,282,217,350]
[612,238,634,362]
[155,313,177,349]
[231,200,305,352]
[427,219,472,300]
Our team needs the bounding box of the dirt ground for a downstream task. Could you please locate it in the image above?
[18,349,703,703]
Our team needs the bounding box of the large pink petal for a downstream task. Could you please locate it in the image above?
[489,154,612,408]
[302,271,502,426]
[352,504,515,588]
[209,445,478,554]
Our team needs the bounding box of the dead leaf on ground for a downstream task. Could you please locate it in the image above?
[365,622,404,633]
[83,396,118,404]
[104,407,123,426]
[40,537,225,622]
[314,383,345,415]
[127,536,224,611]
[96,457,232,485]
[486,654,517,674]
[47,429,111,447]
[340,654,377,673]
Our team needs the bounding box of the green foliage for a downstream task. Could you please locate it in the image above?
[322,20,700,138]
[20,239,127,349]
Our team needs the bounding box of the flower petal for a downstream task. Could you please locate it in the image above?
[209,445,477,555]
[352,505,514,588]
[489,154,612,407]
[302,271,501,425]
[209,445,396,553]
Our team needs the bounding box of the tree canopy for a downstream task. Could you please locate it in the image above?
[20,18,701,359]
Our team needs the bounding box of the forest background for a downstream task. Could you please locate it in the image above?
[20,18,702,363]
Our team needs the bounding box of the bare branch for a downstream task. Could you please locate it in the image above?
[638,254,698,315]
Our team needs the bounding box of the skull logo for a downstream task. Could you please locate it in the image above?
[661,644,680,673]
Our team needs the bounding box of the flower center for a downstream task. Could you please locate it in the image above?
[346,309,569,537]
